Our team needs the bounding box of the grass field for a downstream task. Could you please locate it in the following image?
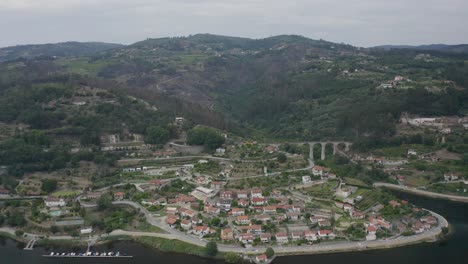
[304,180,339,198]
[343,177,369,188]
[355,190,380,211]
[55,58,113,75]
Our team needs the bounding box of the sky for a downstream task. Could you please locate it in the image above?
[1,0,467,48]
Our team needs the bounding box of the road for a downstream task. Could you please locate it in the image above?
[1,196,448,256]
[374,182,468,203]
[107,200,447,255]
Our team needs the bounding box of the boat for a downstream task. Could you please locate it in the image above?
[42,251,133,258]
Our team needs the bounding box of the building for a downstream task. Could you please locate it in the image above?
[193,186,216,198]
[251,188,263,198]
[302,175,311,184]
[215,148,226,155]
[0,186,10,195]
[318,230,335,239]
[252,197,267,206]
[211,181,223,189]
[263,206,277,214]
[114,192,125,200]
[275,232,289,243]
[260,233,272,243]
[216,199,232,210]
[304,230,318,241]
[444,173,459,182]
[421,215,438,225]
[312,166,327,176]
[231,207,245,216]
[166,217,177,228]
[204,206,220,215]
[166,206,178,215]
[242,225,262,235]
[256,254,267,263]
[220,190,234,200]
[286,212,299,221]
[181,219,192,230]
[290,231,304,241]
[44,196,66,207]
[238,233,254,244]
[407,149,418,156]
[237,190,249,199]
[194,225,211,236]
[80,227,93,234]
[238,199,249,207]
[83,192,102,200]
[221,228,234,240]
[367,224,377,235]
[180,208,197,218]
[236,215,251,225]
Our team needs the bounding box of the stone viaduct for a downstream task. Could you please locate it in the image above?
[308,141,353,160]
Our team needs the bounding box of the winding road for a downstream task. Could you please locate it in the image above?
[374,182,468,203]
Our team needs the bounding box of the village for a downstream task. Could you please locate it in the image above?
[0,136,452,263]
[0,116,463,262]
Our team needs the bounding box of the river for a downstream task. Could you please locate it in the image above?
[1,192,467,264]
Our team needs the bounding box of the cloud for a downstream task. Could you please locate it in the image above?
[0,0,467,47]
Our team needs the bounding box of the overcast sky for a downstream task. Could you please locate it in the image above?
[1,0,467,48]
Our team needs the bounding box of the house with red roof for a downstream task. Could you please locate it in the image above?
[256,254,267,263]
[181,219,192,230]
[275,232,289,243]
[318,230,335,239]
[304,230,318,241]
[113,192,125,200]
[260,233,272,243]
[236,215,251,225]
[231,207,245,216]
[221,228,234,240]
[238,233,254,244]
[252,197,267,206]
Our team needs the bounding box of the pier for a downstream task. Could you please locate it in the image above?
[23,239,37,250]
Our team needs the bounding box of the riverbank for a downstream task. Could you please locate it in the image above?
[0,207,450,260]
[374,183,468,203]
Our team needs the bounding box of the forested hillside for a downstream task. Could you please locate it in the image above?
[0,42,123,62]
[1,34,467,143]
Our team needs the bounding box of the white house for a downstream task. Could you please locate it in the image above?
[44,196,66,207]
[215,148,226,154]
[181,220,192,230]
[302,176,311,184]
[275,232,289,243]
[304,230,318,241]
[312,166,325,176]
[407,149,418,156]
[80,227,93,234]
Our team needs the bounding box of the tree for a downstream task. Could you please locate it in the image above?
[265,247,275,258]
[50,225,59,234]
[15,230,24,237]
[145,126,170,144]
[187,126,224,150]
[97,194,112,210]
[277,153,287,163]
[225,252,242,263]
[205,241,218,256]
[41,179,58,193]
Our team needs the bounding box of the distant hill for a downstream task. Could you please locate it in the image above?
[1,34,467,141]
[375,44,468,53]
[0,41,124,62]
